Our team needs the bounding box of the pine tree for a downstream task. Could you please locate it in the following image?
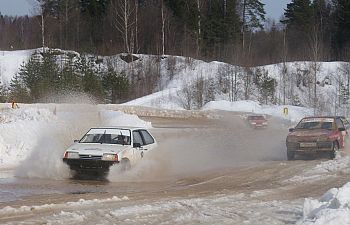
[9,73,31,103]
[102,63,129,103]
[333,0,350,57]
[240,0,266,52]
[78,55,105,101]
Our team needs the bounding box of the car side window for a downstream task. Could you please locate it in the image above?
[133,131,144,146]
[336,118,345,129]
[140,130,154,145]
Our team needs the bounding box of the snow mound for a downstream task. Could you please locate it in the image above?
[0,107,58,168]
[0,107,57,123]
[203,100,313,122]
[287,156,350,183]
[0,105,152,170]
[0,49,34,85]
[99,110,152,128]
[297,182,350,225]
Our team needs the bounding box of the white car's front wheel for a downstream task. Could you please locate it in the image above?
[120,158,131,171]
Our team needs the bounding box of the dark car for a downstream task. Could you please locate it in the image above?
[286,116,346,160]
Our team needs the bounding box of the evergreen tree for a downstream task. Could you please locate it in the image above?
[333,0,350,57]
[59,53,82,92]
[9,73,31,103]
[102,64,129,103]
[77,55,104,101]
[202,0,241,58]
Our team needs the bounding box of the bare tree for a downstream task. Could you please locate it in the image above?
[308,22,322,115]
[196,0,201,57]
[110,0,136,55]
[161,0,165,56]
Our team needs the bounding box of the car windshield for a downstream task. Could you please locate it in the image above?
[295,118,334,130]
[79,128,131,145]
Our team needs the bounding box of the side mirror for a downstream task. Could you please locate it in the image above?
[339,127,346,132]
[289,128,295,132]
[133,143,141,148]
[74,140,79,143]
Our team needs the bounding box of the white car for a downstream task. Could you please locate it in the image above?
[62,127,157,175]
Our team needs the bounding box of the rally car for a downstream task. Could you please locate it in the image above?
[246,114,268,128]
[286,116,346,160]
[63,127,157,176]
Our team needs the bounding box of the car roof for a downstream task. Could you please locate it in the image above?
[89,127,148,131]
[302,116,336,119]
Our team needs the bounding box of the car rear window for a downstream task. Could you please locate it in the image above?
[248,116,264,120]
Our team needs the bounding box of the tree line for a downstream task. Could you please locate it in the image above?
[0,0,348,66]
[4,49,129,103]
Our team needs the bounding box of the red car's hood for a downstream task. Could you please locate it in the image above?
[290,129,331,137]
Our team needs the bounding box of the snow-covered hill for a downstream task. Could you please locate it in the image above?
[1,49,349,117]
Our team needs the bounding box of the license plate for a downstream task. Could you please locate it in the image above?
[300,142,317,147]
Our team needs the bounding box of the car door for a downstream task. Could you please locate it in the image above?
[132,129,157,161]
[132,130,145,162]
[139,130,157,152]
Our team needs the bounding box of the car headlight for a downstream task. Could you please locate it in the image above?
[102,153,118,161]
[63,151,79,159]
[317,135,330,142]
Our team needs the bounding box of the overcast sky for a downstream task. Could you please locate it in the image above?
[0,0,291,20]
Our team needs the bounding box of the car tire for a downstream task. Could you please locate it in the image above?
[120,158,131,171]
[329,142,339,159]
[287,151,295,160]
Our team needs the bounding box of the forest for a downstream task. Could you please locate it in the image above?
[0,0,349,65]
[0,0,349,105]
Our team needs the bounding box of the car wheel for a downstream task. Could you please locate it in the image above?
[287,151,295,160]
[120,158,131,171]
[329,142,338,159]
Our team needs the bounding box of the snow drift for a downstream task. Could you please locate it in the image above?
[297,182,350,225]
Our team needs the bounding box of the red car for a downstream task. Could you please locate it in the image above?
[247,114,268,128]
[286,116,346,160]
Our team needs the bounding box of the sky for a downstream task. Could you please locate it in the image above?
[0,0,291,20]
[261,0,291,21]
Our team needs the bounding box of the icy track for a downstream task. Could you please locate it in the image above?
[0,193,302,225]
[1,104,350,224]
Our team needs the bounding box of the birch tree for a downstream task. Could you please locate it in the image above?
[110,0,136,55]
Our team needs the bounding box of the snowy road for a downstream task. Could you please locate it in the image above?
[1,110,350,224]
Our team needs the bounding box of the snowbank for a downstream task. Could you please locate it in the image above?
[0,49,34,85]
[99,110,152,128]
[203,100,313,123]
[0,105,152,173]
[287,156,350,183]
[297,182,350,225]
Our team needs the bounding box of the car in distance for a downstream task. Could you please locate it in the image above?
[63,127,157,176]
[286,116,346,160]
[246,114,268,128]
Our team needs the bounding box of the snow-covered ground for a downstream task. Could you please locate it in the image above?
[297,182,350,225]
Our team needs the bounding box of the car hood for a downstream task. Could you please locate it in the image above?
[66,143,130,155]
[290,129,331,137]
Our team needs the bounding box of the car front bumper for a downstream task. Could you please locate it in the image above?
[63,158,118,173]
[286,141,334,154]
